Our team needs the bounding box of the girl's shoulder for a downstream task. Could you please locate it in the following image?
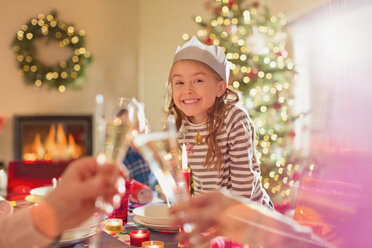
[225,104,250,121]
[224,104,252,131]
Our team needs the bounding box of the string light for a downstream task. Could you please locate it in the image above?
[192,0,311,203]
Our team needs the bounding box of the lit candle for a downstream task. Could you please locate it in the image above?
[129,230,150,247]
[182,143,187,171]
[182,170,190,195]
[141,240,164,248]
[181,143,190,194]
[104,218,123,233]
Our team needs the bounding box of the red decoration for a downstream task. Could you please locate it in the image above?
[289,131,296,138]
[274,201,292,214]
[129,230,150,247]
[0,116,5,134]
[182,170,191,195]
[247,68,259,79]
[186,142,194,154]
[253,2,259,8]
[206,37,213,45]
[276,51,282,57]
[228,0,234,7]
[274,102,281,109]
[214,7,221,14]
[292,172,300,181]
[109,179,132,224]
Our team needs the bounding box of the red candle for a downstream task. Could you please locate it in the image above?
[181,143,191,195]
[182,169,190,195]
[129,230,150,247]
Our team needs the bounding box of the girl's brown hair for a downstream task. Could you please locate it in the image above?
[168,60,254,174]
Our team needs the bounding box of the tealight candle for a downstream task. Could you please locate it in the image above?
[129,230,150,247]
[142,240,164,248]
[104,218,123,233]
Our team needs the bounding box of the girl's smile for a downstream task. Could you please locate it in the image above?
[171,60,226,124]
[182,98,200,104]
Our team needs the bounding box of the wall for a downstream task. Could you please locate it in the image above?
[0,0,328,164]
[0,0,140,163]
[139,0,328,132]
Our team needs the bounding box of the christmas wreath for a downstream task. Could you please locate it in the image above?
[12,11,92,92]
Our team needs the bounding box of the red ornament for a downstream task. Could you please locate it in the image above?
[276,51,282,56]
[246,72,256,79]
[206,37,213,45]
[274,102,281,109]
[214,7,221,14]
[253,2,259,8]
[292,172,300,181]
[274,201,292,214]
[289,131,296,138]
[228,0,234,7]
[246,68,258,79]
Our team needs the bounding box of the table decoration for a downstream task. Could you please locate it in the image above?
[181,143,190,194]
[104,218,123,234]
[141,240,164,248]
[129,230,150,247]
[109,179,133,224]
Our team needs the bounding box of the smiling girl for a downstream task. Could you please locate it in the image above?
[167,36,272,208]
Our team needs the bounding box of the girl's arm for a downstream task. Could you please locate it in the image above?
[227,107,272,208]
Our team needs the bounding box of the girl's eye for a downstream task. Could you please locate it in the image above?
[174,81,184,85]
[195,79,203,83]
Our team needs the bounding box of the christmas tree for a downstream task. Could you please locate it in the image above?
[184,0,314,207]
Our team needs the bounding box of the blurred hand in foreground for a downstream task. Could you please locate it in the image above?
[43,156,125,234]
[171,190,327,248]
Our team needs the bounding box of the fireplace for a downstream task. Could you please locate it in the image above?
[13,115,93,161]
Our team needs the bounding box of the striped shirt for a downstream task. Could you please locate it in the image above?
[177,104,272,208]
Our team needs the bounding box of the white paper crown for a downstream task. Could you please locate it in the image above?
[173,36,231,84]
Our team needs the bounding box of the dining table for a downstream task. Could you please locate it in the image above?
[62,213,179,248]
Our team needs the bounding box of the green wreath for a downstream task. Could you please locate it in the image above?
[12,11,92,92]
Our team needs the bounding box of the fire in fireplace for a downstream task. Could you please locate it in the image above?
[14,115,93,161]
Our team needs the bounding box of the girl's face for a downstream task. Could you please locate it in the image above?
[171,60,226,124]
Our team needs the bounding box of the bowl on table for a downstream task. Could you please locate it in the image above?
[25,186,54,203]
[58,214,99,247]
[133,203,175,226]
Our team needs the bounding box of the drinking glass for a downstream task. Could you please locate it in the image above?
[133,115,189,206]
[90,95,146,248]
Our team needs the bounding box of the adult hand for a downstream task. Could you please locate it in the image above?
[44,156,124,233]
[171,191,243,246]
[172,191,321,248]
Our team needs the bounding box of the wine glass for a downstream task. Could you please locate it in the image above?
[90,95,146,248]
[133,115,190,206]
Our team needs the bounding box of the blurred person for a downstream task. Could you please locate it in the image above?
[0,156,125,248]
[124,145,156,190]
[172,190,330,248]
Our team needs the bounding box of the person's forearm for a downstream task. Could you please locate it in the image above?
[0,207,54,248]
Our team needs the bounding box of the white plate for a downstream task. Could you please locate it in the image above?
[133,204,175,225]
[133,216,179,232]
[57,232,96,247]
[25,194,44,203]
[57,214,99,246]
[30,186,54,197]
